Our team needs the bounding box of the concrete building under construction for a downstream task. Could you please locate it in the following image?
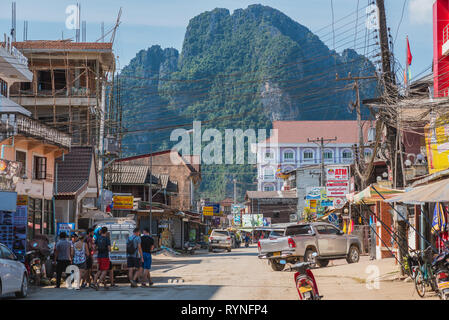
[7,40,115,148]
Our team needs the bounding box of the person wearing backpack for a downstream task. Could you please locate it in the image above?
[92,226,111,290]
[127,228,143,287]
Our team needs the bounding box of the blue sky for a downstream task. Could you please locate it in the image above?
[0,0,435,79]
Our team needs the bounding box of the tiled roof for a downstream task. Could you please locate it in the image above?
[265,121,372,144]
[12,41,113,51]
[55,146,94,197]
[245,190,298,199]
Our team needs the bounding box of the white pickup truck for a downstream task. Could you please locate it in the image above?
[258,222,362,271]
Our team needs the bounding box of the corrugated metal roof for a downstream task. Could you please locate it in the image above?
[109,165,149,185]
[386,178,449,204]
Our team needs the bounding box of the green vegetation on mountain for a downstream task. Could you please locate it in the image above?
[120,4,378,202]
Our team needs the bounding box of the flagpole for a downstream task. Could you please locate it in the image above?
[406,36,409,96]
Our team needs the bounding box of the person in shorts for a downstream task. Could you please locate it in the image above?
[54,232,73,288]
[72,233,88,290]
[127,228,143,287]
[84,228,94,288]
[93,227,111,290]
[140,228,155,287]
[106,231,117,288]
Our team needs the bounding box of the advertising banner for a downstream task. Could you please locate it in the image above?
[242,214,263,227]
[425,120,449,174]
[112,195,134,210]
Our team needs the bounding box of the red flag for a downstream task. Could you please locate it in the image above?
[407,37,413,66]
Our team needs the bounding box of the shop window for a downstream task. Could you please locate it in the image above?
[15,150,26,177]
[33,156,47,180]
[43,200,54,235]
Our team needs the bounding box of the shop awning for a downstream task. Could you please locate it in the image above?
[386,178,449,205]
[348,185,404,204]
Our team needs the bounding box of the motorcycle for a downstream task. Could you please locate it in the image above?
[432,250,449,300]
[286,253,322,300]
[25,235,54,285]
[183,241,200,255]
[245,241,249,248]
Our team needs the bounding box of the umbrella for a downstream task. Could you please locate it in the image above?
[386,178,449,205]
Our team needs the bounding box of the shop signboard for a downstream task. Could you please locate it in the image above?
[56,223,75,237]
[112,195,134,210]
[326,165,350,198]
[242,214,263,227]
[203,203,220,216]
[233,213,241,225]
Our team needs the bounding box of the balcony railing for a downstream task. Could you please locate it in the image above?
[0,38,28,67]
[0,112,71,149]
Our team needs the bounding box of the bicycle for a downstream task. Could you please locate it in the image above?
[414,246,437,298]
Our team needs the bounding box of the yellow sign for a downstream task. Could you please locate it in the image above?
[425,119,449,174]
[112,195,134,210]
[203,206,214,216]
[17,195,28,206]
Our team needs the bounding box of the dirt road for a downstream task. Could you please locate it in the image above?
[21,245,438,300]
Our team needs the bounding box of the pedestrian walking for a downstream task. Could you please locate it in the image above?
[84,228,95,288]
[106,231,118,288]
[127,227,144,287]
[92,226,111,290]
[54,232,73,288]
[72,233,88,290]
[140,228,154,287]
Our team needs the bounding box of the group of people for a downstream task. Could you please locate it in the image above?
[53,226,155,290]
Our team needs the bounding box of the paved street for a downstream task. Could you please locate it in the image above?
[17,245,438,300]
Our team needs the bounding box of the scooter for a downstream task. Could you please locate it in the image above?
[183,241,200,255]
[285,253,322,300]
[432,250,449,300]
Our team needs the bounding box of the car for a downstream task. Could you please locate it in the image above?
[258,222,362,271]
[0,243,28,298]
[208,229,232,252]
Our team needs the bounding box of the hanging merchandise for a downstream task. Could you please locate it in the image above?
[432,203,447,234]
[342,220,347,234]
[348,219,354,234]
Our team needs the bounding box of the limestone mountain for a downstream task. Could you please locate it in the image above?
[120,4,378,200]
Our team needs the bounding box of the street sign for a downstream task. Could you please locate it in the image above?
[112,195,134,210]
[328,213,339,226]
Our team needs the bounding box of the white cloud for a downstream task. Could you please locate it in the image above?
[409,0,434,24]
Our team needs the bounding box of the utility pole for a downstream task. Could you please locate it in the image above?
[336,73,377,189]
[307,137,337,186]
[377,0,406,276]
[376,0,403,189]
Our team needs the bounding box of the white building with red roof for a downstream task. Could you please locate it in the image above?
[256,120,374,191]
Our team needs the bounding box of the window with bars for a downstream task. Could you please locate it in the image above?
[324,151,333,160]
[33,156,47,180]
[43,200,54,235]
[28,198,42,239]
[284,151,294,161]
